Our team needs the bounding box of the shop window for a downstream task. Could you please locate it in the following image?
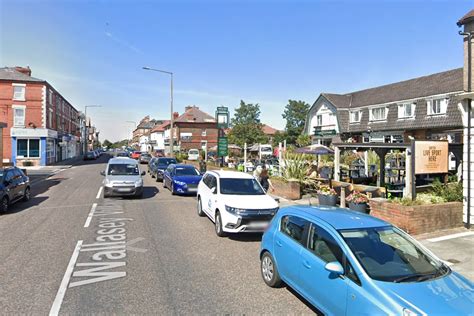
[13,106,25,127]
[17,139,40,158]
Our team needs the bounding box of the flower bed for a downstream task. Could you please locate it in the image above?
[369,198,463,235]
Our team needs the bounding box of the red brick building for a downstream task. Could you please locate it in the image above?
[174,106,218,152]
[0,67,80,166]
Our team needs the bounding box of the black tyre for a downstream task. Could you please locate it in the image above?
[171,183,176,195]
[197,197,205,217]
[0,196,8,213]
[214,211,226,237]
[261,252,282,287]
[22,187,31,202]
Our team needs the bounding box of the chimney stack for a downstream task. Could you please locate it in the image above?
[458,9,474,92]
[14,66,31,77]
[173,112,179,119]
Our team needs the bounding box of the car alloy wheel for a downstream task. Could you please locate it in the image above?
[214,212,226,237]
[0,197,8,213]
[261,252,282,287]
[197,198,205,217]
[23,187,30,202]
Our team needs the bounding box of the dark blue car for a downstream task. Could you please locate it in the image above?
[150,157,177,182]
[163,164,202,195]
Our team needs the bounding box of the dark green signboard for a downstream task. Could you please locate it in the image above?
[216,106,230,129]
[314,129,337,137]
[218,137,228,157]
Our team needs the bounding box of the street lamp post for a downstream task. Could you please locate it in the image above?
[126,120,137,146]
[142,66,174,158]
[84,105,102,154]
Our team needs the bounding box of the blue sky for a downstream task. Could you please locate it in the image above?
[1,0,472,141]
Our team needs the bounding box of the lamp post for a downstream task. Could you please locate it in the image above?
[126,120,137,146]
[84,105,101,153]
[142,66,174,158]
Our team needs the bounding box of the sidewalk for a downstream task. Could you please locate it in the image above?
[22,156,84,171]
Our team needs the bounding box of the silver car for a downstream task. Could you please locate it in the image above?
[101,157,145,198]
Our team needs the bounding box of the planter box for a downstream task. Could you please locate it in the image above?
[369,198,463,235]
[348,202,369,213]
[272,179,301,200]
[318,194,337,206]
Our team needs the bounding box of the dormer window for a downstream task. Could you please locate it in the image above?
[350,110,361,123]
[427,98,448,115]
[398,103,415,118]
[369,107,387,121]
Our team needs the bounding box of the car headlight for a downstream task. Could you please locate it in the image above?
[174,180,186,186]
[104,179,113,187]
[403,308,418,316]
[135,179,143,187]
[225,205,246,215]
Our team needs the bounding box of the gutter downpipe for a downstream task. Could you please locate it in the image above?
[460,30,472,228]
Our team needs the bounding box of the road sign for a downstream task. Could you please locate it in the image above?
[216,106,229,129]
[218,137,228,157]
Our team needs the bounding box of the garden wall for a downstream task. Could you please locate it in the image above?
[369,198,463,235]
[272,179,301,200]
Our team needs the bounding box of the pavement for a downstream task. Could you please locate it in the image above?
[0,155,472,314]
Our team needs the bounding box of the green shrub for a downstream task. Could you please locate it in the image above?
[432,179,463,202]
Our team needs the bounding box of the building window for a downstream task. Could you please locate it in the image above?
[12,84,26,101]
[398,103,415,118]
[370,107,387,121]
[350,111,361,123]
[48,90,53,105]
[316,115,323,126]
[201,129,207,136]
[17,139,40,158]
[13,106,26,127]
[48,109,53,129]
[427,98,447,115]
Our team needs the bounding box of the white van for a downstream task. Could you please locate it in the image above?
[188,149,200,161]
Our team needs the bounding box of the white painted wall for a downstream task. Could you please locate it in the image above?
[150,131,165,150]
[460,100,474,224]
[308,103,338,134]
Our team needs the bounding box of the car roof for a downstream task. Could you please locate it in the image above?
[208,170,254,179]
[173,164,196,168]
[280,205,390,230]
[108,157,138,164]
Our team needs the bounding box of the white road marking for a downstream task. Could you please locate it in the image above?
[49,240,83,316]
[96,187,103,199]
[83,203,98,228]
[427,231,474,243]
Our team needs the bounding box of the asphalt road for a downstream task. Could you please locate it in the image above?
[0,155,316,314]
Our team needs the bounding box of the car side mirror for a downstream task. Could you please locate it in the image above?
[211,187,217,194]
[141,171,146,176]
[100,171,105,176]
[324,261,344,275]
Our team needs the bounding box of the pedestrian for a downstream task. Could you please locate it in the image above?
[259,166,274,193]
[253,164,263,181]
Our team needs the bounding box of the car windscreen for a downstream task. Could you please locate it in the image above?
[175,167,200,176]
[220,178,265,195]
[141,154,151,158]
[157,158,177,166]
[340,226,449,283]
[107,164,139,176]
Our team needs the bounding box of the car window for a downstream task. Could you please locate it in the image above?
[4,171,13,182]
[308,223,343,264]
[158,158,177,165]
[107,163,139,176]
[208,175,217,189]
[280,215,309,245]
[175,167,200,176]
[165,165,174,173]
[219,178,265,195]
[13,168,24,178]
[202,174,210,187]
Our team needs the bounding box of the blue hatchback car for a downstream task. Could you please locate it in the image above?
[163,164,202,195]
[260,205,474,315]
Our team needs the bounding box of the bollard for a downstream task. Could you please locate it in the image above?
[340,189,346,208]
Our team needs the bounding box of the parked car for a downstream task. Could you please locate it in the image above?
[260,205,474,315]
[163,164,202,195]
[148,157,158,174]
[101,157,145,198]
[83,151,96,160]
[187,149,200,161]
[116,151,129,158]
[139,153,152,164]
[197,170,279,237]
[131,151,141,159]
[0,167,31,213]
[150,157,177,182]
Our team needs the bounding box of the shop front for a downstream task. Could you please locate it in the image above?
[11,128,58,167]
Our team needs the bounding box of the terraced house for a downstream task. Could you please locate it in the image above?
[0,66,81,166]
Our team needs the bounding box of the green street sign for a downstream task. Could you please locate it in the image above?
[218,137,228,157]
[216,106,229,129]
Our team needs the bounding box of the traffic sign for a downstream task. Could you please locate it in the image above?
[218,137,228,157]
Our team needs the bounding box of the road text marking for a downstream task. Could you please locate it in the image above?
[84,203,98,228]
[96,187,103,199]
[427,231,474,243]
[49,240,83,316]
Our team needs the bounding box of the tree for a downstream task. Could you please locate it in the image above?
[296,134,311,147]
[282,100,310,145]
[272,131,287,147]
[102,139,113,148]
[228,100,267,146]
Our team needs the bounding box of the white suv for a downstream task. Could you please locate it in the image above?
[197,170,279,237]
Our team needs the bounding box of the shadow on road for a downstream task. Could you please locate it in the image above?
[228,232,263,242]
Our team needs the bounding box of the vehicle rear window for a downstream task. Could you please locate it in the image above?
[219,178,265,195]
[108,164,139,176]
[175,167,200,176]
[158,158,177,165]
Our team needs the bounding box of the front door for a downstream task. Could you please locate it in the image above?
[299,223,348,315]
[274,215,309,291]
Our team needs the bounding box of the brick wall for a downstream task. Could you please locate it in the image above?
[272,178,301,200]
[177,123,218,151]
[369,198,463,235]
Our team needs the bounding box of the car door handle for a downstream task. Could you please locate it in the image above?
[303,261,311,269]
[276,240,282,247]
